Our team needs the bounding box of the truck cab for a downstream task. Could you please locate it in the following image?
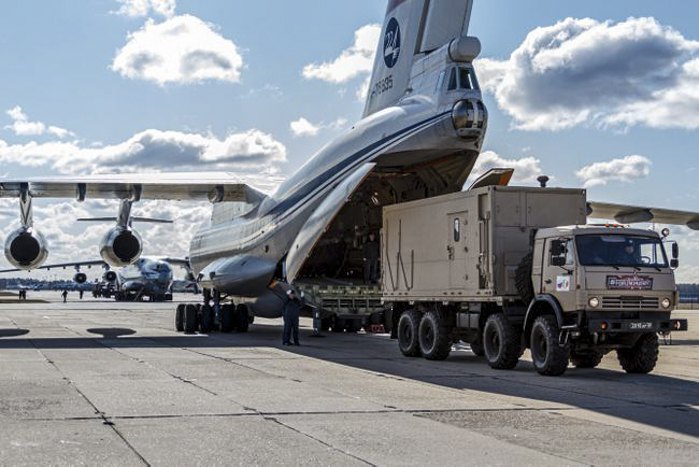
[523,225,686,374]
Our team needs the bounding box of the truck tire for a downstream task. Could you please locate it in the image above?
[184,304,198,334]
[617,333,658,374]
[515,252,535,305]
[530,315,570,376]
[397,310,422,357]
[221,304,235,333]
[570,350,603,369]
[199,305,214,333]
[175,304,185,332]
[236,304,250,333]
[469,336,485,357]
[418,310,452,360]
[483,313,520,370]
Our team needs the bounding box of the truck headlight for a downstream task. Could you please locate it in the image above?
[588,297,600,308]
[661,298,672,309]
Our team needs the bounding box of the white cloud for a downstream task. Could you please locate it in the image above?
[465,151,543,186]
[303,23,380,99]
[290,118,319,137]
[111,15,243,86]
[114,0,176,18]
[4,106,73,138]
[289,117,347,137]
[477,17,699,131]
[576,155,651,187]
[0,128,287,184]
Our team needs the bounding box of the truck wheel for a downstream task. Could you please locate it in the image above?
[617,333,658,374]
[483,313,521,369]
[236,305,250,333]
[183,304,198,334]
[220,304,235,333]
[397,310,422,357]
[570,350,603,369]
[199,305,214,333]
[530,315,570,376]
[469,336,485,357]
[515,252,535,305]
[418,310,452,360]
[175,304,185,332]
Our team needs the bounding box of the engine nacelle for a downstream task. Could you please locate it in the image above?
[74,272,87,284]
[103,270,118,283]
[3,227,49,270]
[99,227,142,268]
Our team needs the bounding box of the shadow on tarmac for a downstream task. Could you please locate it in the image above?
[1,323,697,439]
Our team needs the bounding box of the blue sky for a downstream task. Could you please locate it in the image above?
[1,0,698,281]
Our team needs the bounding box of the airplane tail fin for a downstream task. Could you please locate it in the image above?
[363,0,475,117]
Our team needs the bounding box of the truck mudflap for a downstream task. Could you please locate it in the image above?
[587,318,688,334]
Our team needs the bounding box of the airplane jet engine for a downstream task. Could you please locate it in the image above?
[3,227,49,270]
[103,270,118,283]
[73,272,87,284]
[99,227,142,268]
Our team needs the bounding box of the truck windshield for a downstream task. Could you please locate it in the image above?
[575,234,668,268]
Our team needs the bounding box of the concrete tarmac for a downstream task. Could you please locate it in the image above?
[0,292,698,466]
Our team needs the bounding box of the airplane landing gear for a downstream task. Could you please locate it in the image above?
[174,288,252,335]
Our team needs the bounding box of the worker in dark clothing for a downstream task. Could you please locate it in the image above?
[79,290,84,300]
[61,290,68,303]
[282,289,302,346]
[363,232,380,284]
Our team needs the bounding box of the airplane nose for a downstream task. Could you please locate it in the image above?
[452,99,487,139]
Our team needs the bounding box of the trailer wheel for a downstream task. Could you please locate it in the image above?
[617,333,658,374]
[483,313,521,369]
[236,305,250,333]
[183,304,198,334]
[515,252,535,304]
[221,304,235,333]
[530,315,570,376]
[199,305,214,333]
[397,310,422,357]
[570,350,603,369]
[418,310,452,360]
[175,304,185,332]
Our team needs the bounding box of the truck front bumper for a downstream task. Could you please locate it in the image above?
[587,317,688,334]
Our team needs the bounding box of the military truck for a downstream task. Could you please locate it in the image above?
[382,185,687,376]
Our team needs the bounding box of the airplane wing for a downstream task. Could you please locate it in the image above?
[0,172,266,204]
[0,259,108,273]
[588,202,699,230]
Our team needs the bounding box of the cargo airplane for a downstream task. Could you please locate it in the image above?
[1,0,698,332]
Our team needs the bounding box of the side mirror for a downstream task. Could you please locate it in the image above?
[670,259,679,269]
[672,242,679,260]
[550,240,565,257]
[551,256,566,267]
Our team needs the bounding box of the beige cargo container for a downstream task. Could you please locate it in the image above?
[382,185,587,301]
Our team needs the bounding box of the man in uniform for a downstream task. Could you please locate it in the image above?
[363,232,380,284]
[282,289,302,346]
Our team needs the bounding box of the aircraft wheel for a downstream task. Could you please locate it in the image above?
[236,305,250,333]
[183,304,198,334]
[175,304,185,332]
[199,305,214,333]
[221,304,235,333]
